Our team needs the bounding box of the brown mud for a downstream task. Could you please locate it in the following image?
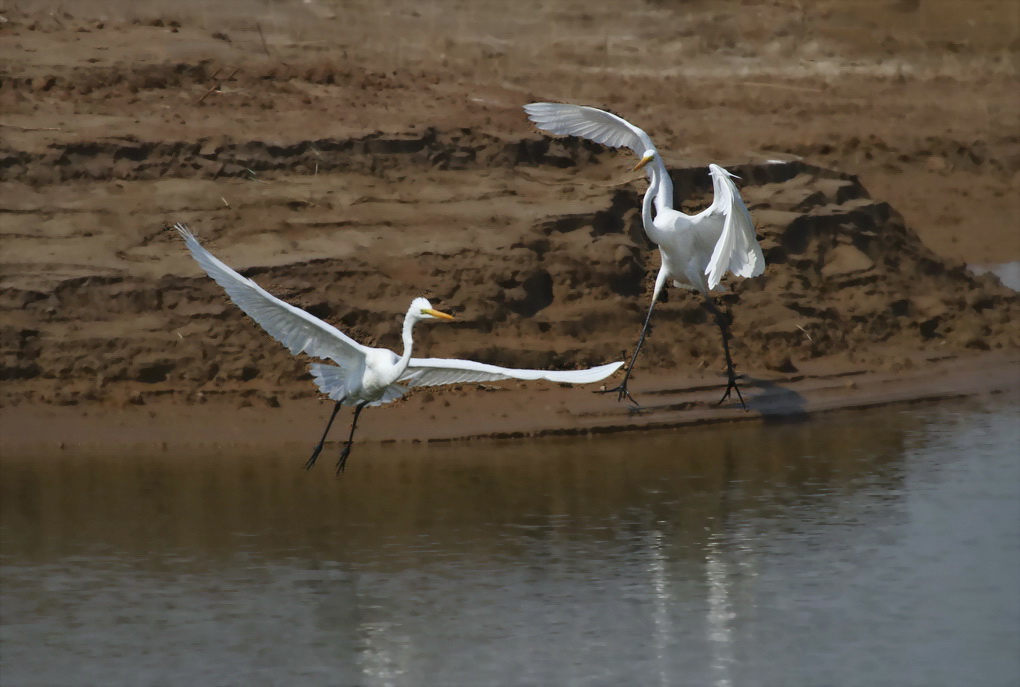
[1,0,1018,449]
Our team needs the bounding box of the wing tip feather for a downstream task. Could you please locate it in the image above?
[173,221,194,240]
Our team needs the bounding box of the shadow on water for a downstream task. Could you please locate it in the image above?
[1,399,1018,686]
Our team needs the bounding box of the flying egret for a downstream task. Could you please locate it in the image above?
[174,223,624,473]
[523,103,765,408]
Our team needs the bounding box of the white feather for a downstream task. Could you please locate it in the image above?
[400,359,624,387]
[705,164,764,289]
[524,102,654,158]
[176,223,623,411]
[177,225,369,368]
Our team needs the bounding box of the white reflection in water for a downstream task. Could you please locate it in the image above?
[359,620,408,686]
[647,528,671,687]
[704,523,762,687]
[705,537,735,687]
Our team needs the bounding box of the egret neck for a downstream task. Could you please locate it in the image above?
[395,307,421,379]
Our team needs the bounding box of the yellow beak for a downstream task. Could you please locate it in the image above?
[423,308,455,320]
[633,154,654,172]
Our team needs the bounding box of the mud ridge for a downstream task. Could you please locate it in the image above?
[0,129,614,184]
[2,148,1017,412]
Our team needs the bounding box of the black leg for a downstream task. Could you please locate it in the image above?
[599,302,656,406]
[336,401,369,475]
[703,296,747,410]
[304,400,344,470]
[598,270,668,408]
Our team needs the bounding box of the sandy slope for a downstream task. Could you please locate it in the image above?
[1,0,1018,448]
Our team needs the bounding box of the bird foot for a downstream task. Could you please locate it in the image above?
[304,444,325,470]
[596,384,641,408]
[335,444,353,475]
[715,374,748,411]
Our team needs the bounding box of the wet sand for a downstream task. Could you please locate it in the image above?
[2,351,1017,452]
[1,0,1018,449]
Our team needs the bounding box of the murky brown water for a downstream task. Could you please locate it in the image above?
[2,399,1019,686]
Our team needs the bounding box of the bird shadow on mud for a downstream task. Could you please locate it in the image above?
[745,376,808,422]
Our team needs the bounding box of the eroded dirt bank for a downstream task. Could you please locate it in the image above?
[1,0,1018,447]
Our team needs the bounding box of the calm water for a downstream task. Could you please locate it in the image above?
[2,398,1019,687]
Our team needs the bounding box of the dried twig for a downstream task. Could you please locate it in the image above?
[255,21,286,64]
[739,81,824,93]
[795,324,813,342]
[0,123,63,132]
[256,22,270,56]
[246,168,268,184]
[197,83,221,105]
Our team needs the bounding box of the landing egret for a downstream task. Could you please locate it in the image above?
[175,223,623,473]
[524,103,765,408]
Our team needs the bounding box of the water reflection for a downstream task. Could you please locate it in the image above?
[2,401,1018,686]
[2,416,911,566]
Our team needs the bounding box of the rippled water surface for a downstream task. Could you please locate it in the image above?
[2,398,1019,686]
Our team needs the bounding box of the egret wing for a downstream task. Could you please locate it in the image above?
[704,166,765,289]
[524,103,654,158]
[176,223,370,367]
[310,363,405,406]
[399,358,624,387]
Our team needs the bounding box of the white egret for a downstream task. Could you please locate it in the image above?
[174,223,623,473]
[524,103,765,408]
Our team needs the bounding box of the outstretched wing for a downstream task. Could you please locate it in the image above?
[175,223,370,367]
[704,165,765,290]
[399,358,624,388]
[524,102,656,159]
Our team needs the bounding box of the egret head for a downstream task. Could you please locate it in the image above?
[410,296,455,322]
[633,150,656,172]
